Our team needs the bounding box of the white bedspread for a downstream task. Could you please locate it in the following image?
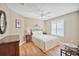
[32,34,61,52]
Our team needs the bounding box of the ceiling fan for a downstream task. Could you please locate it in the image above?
[40,10,51,19]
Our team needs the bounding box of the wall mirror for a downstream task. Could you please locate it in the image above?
[0,10,7,34]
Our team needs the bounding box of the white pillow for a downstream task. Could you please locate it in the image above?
[32,31,43,35]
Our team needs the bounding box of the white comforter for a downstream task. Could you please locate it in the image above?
[32,34,60,52]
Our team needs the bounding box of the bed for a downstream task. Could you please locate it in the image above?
[32,30,61,52]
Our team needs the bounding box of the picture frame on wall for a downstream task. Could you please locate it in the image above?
[15,19,21,28]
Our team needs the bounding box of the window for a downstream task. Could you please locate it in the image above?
[51,19,64,37]
[51,23,57,35]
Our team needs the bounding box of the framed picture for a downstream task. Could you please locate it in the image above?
[15,19,21,28]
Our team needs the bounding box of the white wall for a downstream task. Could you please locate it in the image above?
[9,9,25,43]
[64,11,79,46]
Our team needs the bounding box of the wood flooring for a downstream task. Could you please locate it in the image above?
[19,42,63,56]
[20,42,47,56]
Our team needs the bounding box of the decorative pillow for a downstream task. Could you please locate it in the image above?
[32,31,43,35]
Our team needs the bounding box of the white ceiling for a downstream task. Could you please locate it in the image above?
[7,3,79,20]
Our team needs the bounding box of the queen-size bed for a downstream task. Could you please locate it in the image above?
[32,30,61,52]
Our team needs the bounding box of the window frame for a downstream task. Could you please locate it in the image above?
[51,19,64,37]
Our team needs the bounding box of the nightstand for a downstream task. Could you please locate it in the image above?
[25,35,32,43]
[43,32,47,34]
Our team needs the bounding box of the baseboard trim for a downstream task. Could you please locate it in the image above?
[19,41,26,46]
